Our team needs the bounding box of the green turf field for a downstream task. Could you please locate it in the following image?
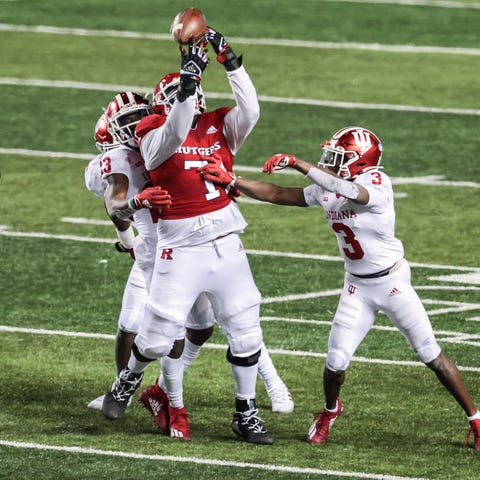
[1,1,479,479]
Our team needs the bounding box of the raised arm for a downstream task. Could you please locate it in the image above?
[206,27,260,154]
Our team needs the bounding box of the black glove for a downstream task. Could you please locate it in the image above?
[205,26,242,72]
[178,40,209,102]
[114,241,135,260]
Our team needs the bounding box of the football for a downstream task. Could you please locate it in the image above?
[170,7,207,45]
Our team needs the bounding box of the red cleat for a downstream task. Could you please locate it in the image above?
[465,418,480,451]
[307,398,343,444]
[138,382,170,435]
[169,405,192,441]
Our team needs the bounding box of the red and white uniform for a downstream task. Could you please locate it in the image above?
[304,169,441,368]
[84,148,215,334]
[134,66,263,359]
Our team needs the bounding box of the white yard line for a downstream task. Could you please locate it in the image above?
[1,325,478,370]
[1,77,479,116]
[0,440,429,480]
[1,22,479,55]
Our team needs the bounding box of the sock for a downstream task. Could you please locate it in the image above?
[126,354,150,374]
[231,363,258,408]
[257,342,282,391]
[158,337,202,390]
[161,356,184,408]
[467,410,480,421]
[235,397,256,413]
[182,337,203,371]
[325,399,339,413]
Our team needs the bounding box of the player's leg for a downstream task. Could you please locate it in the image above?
[308,277,375,444]
[88,262,146,410]
[257,344,294,413]
[210,234,273,444]
[383,261,480,450]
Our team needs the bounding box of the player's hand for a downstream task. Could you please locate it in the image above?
[198,156,237,187]
[263,154,297,174]
[204,26,241,71]
[114,241,135,260]
[204,26,229,56]
[180,39,209,84]
[130,186,172,210]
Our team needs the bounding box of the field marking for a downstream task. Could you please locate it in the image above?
[1,147,480,188]
[1,22,479,56]
[330,0,480,9]
[0,441,428,480]
[1,325,479,371]
[1,226,479,275]
[1,77,480,116]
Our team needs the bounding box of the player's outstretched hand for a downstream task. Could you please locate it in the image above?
[130,186,172,210]
[180,38,209,85]
[263,154,297,174]
[204,27,229,56]
[198,156,237,187]
[204,26,241,70]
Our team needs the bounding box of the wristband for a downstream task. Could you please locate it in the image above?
[116,225,136,249]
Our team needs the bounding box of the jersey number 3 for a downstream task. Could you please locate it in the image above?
[332,222,365,260]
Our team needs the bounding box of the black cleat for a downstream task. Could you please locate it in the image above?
[231,408,274,445]
[102,368,144,420]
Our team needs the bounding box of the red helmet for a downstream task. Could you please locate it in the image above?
[319,126,383,180]
[105,91,152,147]
[152,72,206,116]
[94,112,120,152]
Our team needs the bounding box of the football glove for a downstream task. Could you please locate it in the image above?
[178,40,209,102]
[198,157,237,188]
[263,154,297,174]
[129,186,172,210]
[114,241,135,260]
[205,26,242,71]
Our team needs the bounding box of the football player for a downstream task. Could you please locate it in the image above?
[198,126,480,451]
[90,90,293,442]
[103,27,276,445]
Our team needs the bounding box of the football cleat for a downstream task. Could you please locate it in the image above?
[465,418,480,451]
[267,384,294,414]
[168,405,192,441]
[307,398,343,444]
[138,382,170,435]
[102,368,144,420]
[231,409,274,445]
[87,394,133,411]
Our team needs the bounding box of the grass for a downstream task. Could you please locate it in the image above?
[1,1,480,479]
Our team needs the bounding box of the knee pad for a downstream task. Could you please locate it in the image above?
[220,305,262,357]
[326,347,351,372]
[226,347,261,366]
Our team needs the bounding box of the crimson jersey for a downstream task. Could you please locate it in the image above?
[136,108,235,220]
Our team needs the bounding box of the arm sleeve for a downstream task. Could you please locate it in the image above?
[140,95,196,170]
[306,167,360,199]
[222,66,260,154]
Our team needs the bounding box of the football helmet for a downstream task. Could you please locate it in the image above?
[94,112,120,152]
[106,91,153,147]
[152,72,206,116]
[319,126,383,180]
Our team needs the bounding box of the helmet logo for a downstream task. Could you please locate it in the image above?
[352,129,372,154]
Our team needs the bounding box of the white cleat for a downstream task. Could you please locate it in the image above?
[87,394,105,410]
[87,393,132,410]
[267,384,294,414]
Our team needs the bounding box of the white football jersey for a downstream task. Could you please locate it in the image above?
[95,146,157,239]
[303,169,404,276]
[84,154,106,199]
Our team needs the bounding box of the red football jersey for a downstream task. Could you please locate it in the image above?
[137,108,235,220]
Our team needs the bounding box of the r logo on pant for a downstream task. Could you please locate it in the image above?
[161,248,173,260]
